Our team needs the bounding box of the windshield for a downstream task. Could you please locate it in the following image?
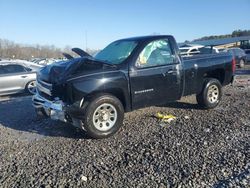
[95,40,137,64]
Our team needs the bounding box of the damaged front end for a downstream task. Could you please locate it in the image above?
[32,50,119,130]
[32,81,84,129]
[32,58,85,129]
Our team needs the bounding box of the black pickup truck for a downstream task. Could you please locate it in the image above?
[33,35,235,138]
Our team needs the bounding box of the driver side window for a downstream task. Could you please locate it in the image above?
[136,39,174,68]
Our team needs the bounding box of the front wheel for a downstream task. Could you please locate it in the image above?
[196,78,222,109]
[83,95,124,139]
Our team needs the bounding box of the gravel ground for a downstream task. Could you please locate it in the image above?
[0,75,249,187]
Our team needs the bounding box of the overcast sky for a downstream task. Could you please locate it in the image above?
[0,0,249,49]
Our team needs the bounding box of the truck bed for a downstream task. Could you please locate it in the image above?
[182,52,233,96]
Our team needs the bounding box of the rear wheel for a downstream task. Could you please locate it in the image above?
[83,95,124,139]
[196,78,222,109]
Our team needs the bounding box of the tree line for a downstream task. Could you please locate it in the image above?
[0,38,99,60]
[192,29,250,42]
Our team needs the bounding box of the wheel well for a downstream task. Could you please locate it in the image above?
[25,80,36,90]
[25,80,35,86]
[86,89,128,111]
[204,69,225,85]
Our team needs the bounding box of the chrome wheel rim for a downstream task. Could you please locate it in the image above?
[93,103,117,131]
[207,85,219,103]
[28,81,37,94]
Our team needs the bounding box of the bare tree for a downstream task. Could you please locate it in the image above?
[0,38,99,60]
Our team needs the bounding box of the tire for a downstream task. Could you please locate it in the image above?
[83,95,124,139]
[196,78,222,109]
[239,59,245,68]
[26,80,37,95]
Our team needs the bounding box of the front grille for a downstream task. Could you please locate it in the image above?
[36,79,53,101]
[37,89,52,101]
[36,79,67,102]
[37,79,52,90]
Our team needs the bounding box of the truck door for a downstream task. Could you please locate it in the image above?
[129,39,182,109]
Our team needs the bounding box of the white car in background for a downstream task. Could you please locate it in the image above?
[8,59,43,69]
[179,45,203,56]
[198,46,220,54]
[0,61,41,96]
[180,45,220,56]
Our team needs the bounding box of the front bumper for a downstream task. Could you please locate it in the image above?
[32,93,84,129]
[32,93,65,121]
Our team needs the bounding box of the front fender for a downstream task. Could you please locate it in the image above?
[66,71,131,112]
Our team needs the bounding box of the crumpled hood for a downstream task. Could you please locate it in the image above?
[37,57,116,84]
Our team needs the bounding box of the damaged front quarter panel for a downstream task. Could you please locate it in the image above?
[64,70,130,119]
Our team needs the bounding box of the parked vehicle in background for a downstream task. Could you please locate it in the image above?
[240,39,250,50]
[225,48,247,68]
[180,45,220,56]
[33,58,60,66]
[179,46,201,56]
[8,59,43,70]
[218,48,226,52]
[30,58,40,63]
[33,35,235,138]
[244,49,250,62]
[0,61,40,96]
[198,46,220,54]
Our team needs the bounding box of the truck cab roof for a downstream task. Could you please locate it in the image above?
[116,35,174,42]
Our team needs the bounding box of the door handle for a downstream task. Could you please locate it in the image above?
[21,75,27,78]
